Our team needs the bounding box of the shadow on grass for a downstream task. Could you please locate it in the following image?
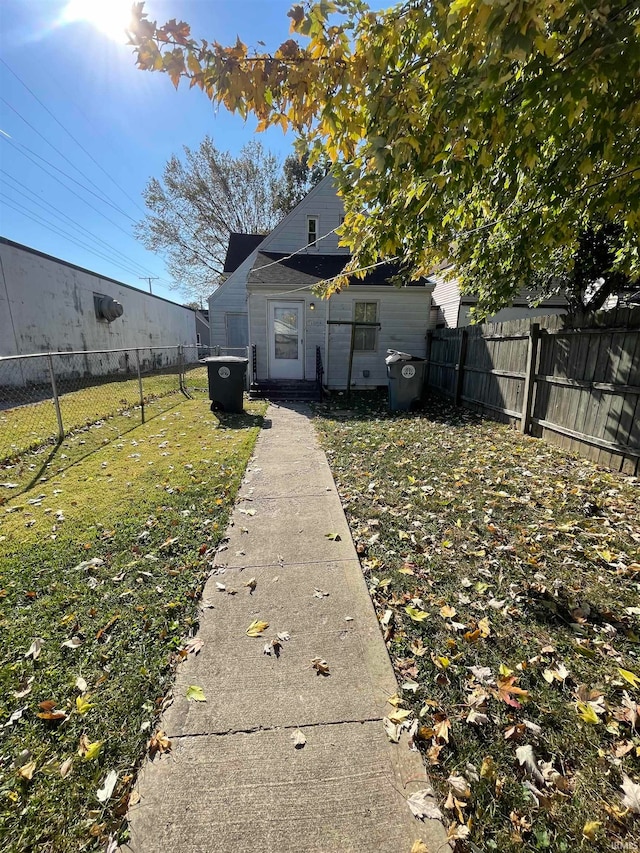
[216,411,265,431]
[312,389,480,428]
[1,394,189,499]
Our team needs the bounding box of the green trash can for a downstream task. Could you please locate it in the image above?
[201,356,248,413]
[385,350,426,412]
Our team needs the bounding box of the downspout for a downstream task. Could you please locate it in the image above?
[324,294,331,391]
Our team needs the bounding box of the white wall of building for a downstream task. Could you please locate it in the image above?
[0,239,196,357]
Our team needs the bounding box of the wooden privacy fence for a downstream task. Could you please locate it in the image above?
[424,306,640,474]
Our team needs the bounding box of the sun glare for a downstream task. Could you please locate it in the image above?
[60,0,134,43]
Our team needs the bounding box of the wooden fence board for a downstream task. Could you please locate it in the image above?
[425,309,639,473]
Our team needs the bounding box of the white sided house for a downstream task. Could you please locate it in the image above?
[209,175,435,397]
[430,267,568,328]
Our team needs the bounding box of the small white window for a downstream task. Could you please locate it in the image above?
[353,302,378,351]
[307,216,318,246]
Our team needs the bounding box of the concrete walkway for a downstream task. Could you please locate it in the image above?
[128,403,448,853]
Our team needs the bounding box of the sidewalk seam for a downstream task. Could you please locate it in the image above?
[168,716,385,740]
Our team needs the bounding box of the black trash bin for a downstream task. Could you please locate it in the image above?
[385,350,427,412]
[200,356,248,413]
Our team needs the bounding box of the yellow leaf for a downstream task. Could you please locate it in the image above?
[499,663,513,677]
[17,760,36,781]
[576,701,600,725]
[246,620,269,637]
[411,842,430,853]
[81,739,103,761]
[388,708,412,724]
[582,820,601,840]
[618,668,640,689]
[480,756,496,780]
[387,693,404,707]
[440,605,456,619]
[405,605,429,622]
[311,657,330,675]
[478,617,491,638]
[75,695,94,715]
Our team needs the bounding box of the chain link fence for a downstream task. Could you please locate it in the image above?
[182,346,251,396]
[0,346,193,462]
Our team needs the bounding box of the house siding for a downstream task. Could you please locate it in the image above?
[208,250,259,348]
[430,270,462,328]
[260,175,348,256]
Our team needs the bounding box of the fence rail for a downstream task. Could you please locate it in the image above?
[425,306,640,475]
[0,344,249,462]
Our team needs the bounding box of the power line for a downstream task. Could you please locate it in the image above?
[0,170,164,279]
[0,134,136,222]
[0,195,156,282]
[0,96,127,215]
[0,57,148,217]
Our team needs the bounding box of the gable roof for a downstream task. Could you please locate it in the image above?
[223,233,265,273]
[248,252,429,288]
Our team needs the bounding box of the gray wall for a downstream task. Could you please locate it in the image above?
[0,239,196,357]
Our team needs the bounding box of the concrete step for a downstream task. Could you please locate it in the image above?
[249,380,321,402]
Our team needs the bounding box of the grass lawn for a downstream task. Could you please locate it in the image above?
[313,393,640,852]
[0,371,183,462]
[0,396,265,852]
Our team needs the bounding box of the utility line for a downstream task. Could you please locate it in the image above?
[1,170,166,280]
[1,196,155,281]
[0,57,148,217]
[2,138,138,239]
[0,134,137,222]
[0,96,127,215]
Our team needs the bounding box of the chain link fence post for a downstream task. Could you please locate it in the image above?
[178,344,185,395]
[135,348,145,424]
[47,353,64,443]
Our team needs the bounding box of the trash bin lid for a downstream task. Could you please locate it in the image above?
[385,349,421,364]
[200,356,249,363]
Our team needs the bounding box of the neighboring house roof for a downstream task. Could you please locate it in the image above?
[248,252,430,288]
[223,233,265,273]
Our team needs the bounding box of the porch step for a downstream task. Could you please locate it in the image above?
[249,380,321,402]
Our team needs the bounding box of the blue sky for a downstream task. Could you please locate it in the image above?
[0,0,299,303]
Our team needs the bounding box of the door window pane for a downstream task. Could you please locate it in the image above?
[274,308,298,359]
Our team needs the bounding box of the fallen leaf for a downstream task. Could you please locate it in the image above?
[618,668,640,689]
[59,757,73,778]
[291,729,306,748]
[325,532,342,541]
[383,717,401,743]
[582,820,601,840]
[244,578,257,592]
[407,787,444,821]
[440,605,457,618]
[313,588,330,598]
[576,701,600,725]
[388,708,412,724]
[311,657,330,675]
[17,760,36,781]
[96,770,118,803]
[75,676,87,693]
[215,582,226,592]
[75,695,94,715]
[480,756,497,780]
[448,774,471,798]
[183,638,204,655]
[410,842,429,853]
[185,685,206,702]
[13,676,35,699]
[78,736,103,761]
[61,636,83,649]
[149,730,171,758]
[620,774,640,813]
[246,620,269,637]
[406,605,429,622]
[129,790,141,807]
[25,637,44,660]
[277,632,291,642]
[402,680,420,693]
[515,744,545,786]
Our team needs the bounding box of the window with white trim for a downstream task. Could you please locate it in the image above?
[307,216,318,246]
[353,301,378,351]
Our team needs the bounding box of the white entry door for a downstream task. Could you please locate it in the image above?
[268,301,304,379]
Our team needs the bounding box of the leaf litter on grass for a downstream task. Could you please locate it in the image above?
[0,398,266,851]
[314,392,640,852]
